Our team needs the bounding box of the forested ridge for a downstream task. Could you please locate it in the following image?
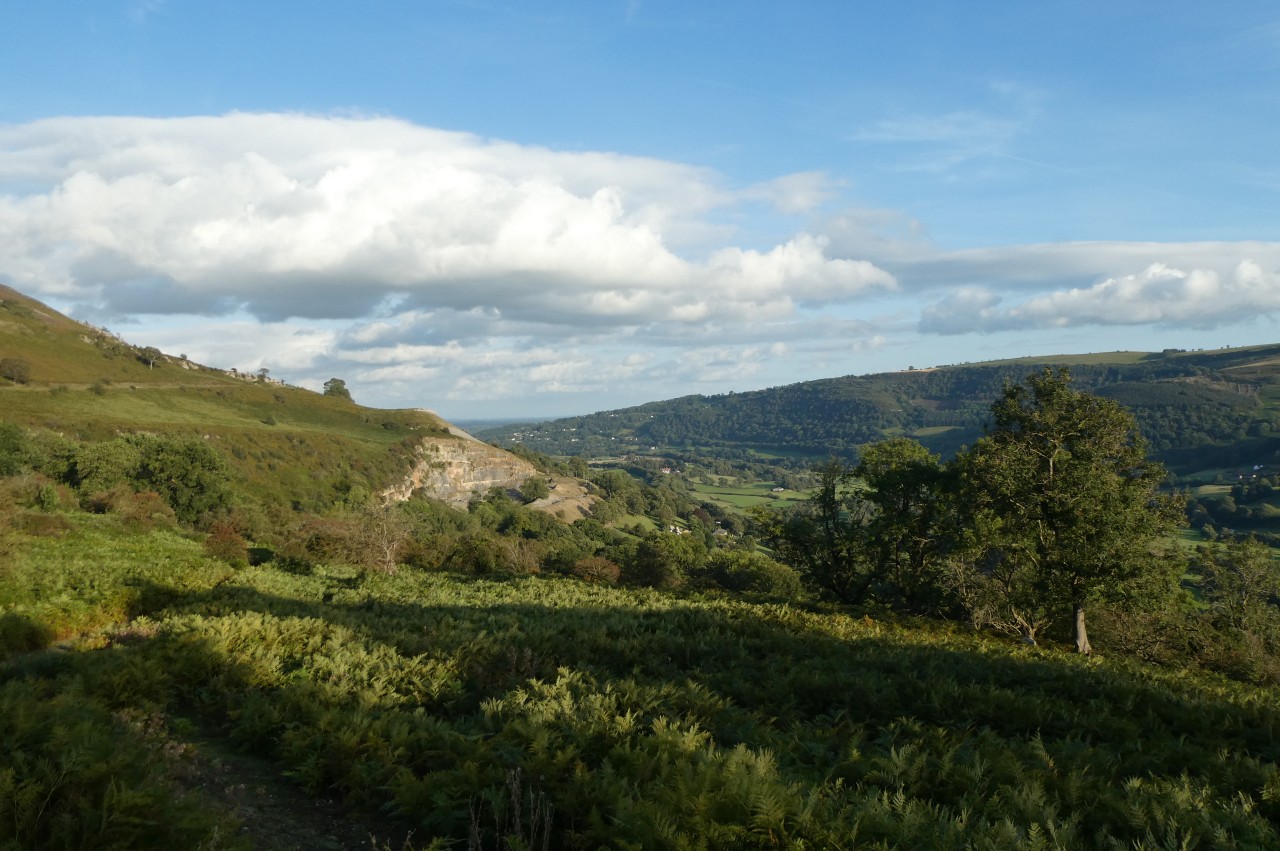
[483,347,1280,471]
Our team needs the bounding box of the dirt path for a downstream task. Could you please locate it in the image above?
[174,731,418,851]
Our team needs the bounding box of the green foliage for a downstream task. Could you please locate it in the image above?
[0,681,241,849]
[5,518,1280,848]
[852,437,953,613]
[0,423,28,476]
[691,549,802,597]
[626,531,705,588]
[73,437,144,495]
[70,433,233,524]
[951,368,1185,651]
[519,475,550,503]
[752,460,876,603]
[323,376,352,400]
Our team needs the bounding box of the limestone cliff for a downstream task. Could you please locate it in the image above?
[383,426,537,508]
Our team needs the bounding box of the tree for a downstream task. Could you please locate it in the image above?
[952,368,1184,652]
[752,459,876,603]
[853,438,953,613]
[323,377,352,401]
[626,530,705,588]
[519,476,551,503]
[1197,536,1280,634]
[138,346,163,370]
[358,501,414,573]
[0,423,27,476]
[73,434,232,524]
[130,434,233,524]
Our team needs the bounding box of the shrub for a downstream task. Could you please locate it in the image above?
[570,555,621,584]
[0,423,27,475]
[692,549,803,597]
[13,511,72,537]
[0,356,31,384]
[203,522,249,567]
[117,490,178,533]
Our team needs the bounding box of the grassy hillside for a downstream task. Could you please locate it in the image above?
[480,345,1280,481]
[0,285,452,508]
[4,510,1280,849]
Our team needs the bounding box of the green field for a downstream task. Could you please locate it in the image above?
[689,478,808,511]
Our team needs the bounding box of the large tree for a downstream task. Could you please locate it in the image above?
[952,367,1183,652]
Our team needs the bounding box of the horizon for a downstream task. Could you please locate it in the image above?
[2,2,1278,419]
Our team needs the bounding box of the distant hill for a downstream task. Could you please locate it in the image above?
[477,346,1280,481]
[0,285,534,510]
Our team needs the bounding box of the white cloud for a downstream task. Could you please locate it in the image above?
[0,113,891,330]
[6,112,1278,417]
[742,171,838,214]
[920,258,1280,334]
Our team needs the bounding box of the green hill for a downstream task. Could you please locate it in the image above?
[479,346,1280,480]
[0,285,454,511]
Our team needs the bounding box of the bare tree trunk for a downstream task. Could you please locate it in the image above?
[1074,602,1092,655]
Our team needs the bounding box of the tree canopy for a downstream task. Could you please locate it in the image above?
[323,377,352,400]
[758,368,1186,653]
[953,367,1184,652]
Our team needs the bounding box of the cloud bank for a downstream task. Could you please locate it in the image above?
[914,250,1280,334]
[0,113,891,329]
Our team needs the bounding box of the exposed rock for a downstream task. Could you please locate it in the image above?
[383,428,538,508]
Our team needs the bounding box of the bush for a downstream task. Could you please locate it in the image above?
[0,423,27,475]
[203,522,249,567]
[570,555,622,584]
[0,356,31,384]
[12,511,72,537]
[692,550,803,597]
[117,490,178,533]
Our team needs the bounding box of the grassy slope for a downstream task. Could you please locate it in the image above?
[0,285,456,506]
[4,512,1280,849]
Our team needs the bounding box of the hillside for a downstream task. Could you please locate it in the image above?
[479,346,1280,479]
[3,511,1279,849]
[0,285,537,510]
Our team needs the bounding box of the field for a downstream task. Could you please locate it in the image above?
[4,509,1280,849]
[688,479,808,512]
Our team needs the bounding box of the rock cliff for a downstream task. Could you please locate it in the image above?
[382,426,537,508]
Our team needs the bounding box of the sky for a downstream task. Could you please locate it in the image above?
[1,1,1278,420]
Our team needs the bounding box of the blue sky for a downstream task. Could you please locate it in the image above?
[2,1,1278,419]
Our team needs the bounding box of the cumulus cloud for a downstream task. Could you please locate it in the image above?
[0,113,893,329]
[920,258,1280,334]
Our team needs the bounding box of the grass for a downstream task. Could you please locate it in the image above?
[688,479,808,512]
[0,287,464,509]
